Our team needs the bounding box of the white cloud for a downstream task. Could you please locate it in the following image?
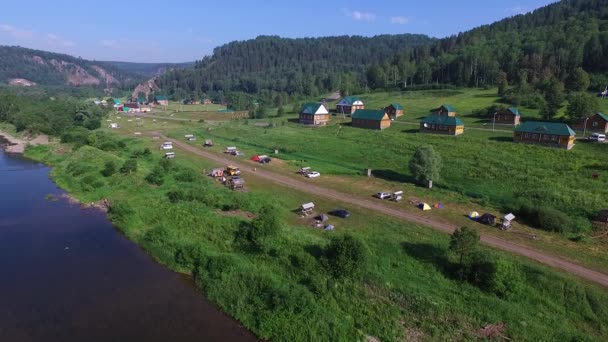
[391,16,409,25]
[345,10,376,21]
[0,24,35,39]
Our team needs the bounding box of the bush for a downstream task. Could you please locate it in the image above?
[245,205,283,252]
[108,200,134,223]
[174,167,199,183]
[120,158,138,175]
[175,244,206,271]
[489,258,525,298]
[518,205,590,234]
[145,168,164,186]
[80,174,104,191]
[101,161,116,177]
[322,235,367,279]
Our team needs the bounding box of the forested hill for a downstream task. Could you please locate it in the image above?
[0,46,141,88]
[155,34,434,99]
[102,61,195,77]
[368,0,608,89]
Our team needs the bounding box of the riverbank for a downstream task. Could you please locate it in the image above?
[0,130,49,154]
[22,130,608,341]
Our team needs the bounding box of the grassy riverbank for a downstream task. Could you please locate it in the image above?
[23,129,608,341]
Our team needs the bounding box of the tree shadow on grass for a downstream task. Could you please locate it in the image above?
[401,129,419,134]
[372,169,415,183]
[401,242,458,280]
[304,244,325,259]
[287,118,300,124]
[488,136,513,143]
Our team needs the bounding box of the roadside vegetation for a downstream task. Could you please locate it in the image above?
[23,127,608,341]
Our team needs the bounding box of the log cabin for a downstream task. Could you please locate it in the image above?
[336,96,365,115]
[299,103,330,126]
[420,115,464,135]
[351,109,391,130]
[385,103,404,120]
[431,104,456,117]
[154,95,169,106]
[494,107,521,125]
[513,121,575,150]
[586,112,608,133]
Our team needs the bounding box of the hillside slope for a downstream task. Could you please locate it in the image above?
[0,46,141,88]
[102,61,195,77]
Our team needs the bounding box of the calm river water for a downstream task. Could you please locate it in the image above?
[0,144,256,341]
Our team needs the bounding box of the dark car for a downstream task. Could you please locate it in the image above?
[329,209,350,218]
[260,157,272,164]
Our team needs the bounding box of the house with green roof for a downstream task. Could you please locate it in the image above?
[352,109,390,130]
[299,103,330,126]
[154,95,169,105]
[585,112,608,133]
[431,104,456,117]
[494,107,521,125]
[420,115,464,136]
[336,96,365,115]
[385,103,404,120]
[137,97,146,104]
[514,121,575,150]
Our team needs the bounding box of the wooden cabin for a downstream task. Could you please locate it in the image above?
[299,103,330,126]
[336,96,364,115]
[154,95,169,106]
[420,115,464,135]
[513,121,575,150]
[494,107,521,125]
[351,109,391,130]
[431,104,456,117]
[202,98,212,105]
[586,112,608,133]
[385,103,404,120]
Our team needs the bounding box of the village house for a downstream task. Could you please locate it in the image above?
[385,103,404,120]
[494,107,521,125]
[420,115,464,135]
[336,96,365,115]
[123,103,140,113]
[431,104,456,117]
[299,103,330,126]
[351,109,391,130]
[137,97,146,105]
[577,112,608,133]
[513,121,575,150]
[202,98,212,105]
[155,95,169,106]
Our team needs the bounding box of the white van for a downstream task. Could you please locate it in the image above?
[589,133,606,142]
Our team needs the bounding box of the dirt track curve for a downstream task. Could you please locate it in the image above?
[162,134,608,288]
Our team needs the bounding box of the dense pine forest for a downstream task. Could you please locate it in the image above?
[157,0,608,110]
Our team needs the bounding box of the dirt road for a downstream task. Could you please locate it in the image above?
[163,134,608,288]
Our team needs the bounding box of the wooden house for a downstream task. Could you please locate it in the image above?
[154,95,169,106]
[586,112,608,133]
[494,107,521,125]
[385,103,404,120]
[137,97,146,105]
[513,121,575,150]
[336,96,364,115]
[123,103,140,113]
[351,109,391,130]
[431,104,456,117]
[202,98,212,105]
[420,115,464,135]
[299,103,330,126]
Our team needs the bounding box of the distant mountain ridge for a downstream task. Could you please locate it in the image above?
[101,61,195,77]
[0,45,144,88]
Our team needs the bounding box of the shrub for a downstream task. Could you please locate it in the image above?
[245,205,283,251]
[145,168,164,186]
[489,258,525,298]
[80,174,104,191]
[175,244,205,271]
[101,161,116,177]
[120,158,138,175]
[65,161,91,176]
[322,235,367,279]
[108,200,134,223]
[174,167,198,183]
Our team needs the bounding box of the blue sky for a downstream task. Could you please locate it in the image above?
[0,0,556,63]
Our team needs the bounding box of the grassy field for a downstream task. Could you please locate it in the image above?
[23,127,608,341]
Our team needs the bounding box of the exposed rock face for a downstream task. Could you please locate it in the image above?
[8,78,36,86]
[92,65,119,85]
[132,78,160,99]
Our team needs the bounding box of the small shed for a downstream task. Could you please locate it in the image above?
[432,104,456,117]
[494,107,521,125]
[385,103,404,120]
[351,109,391,130]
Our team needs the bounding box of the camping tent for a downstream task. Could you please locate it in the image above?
[251,155,260,162]
[418,203,431,211]
[316,214,329,222]
[468,211,480,219]
[434,203,444,209]
[478,213,496,225]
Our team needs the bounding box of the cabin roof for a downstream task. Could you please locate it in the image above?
[301,102,326,115]
[515,121,575,136]
[340,96,363,105]
[432,104,455,112]
[421,115,464,126]
[595,112,608,122]
[352,109,387,121]
[507,107,520,116]
[155,95,168,101]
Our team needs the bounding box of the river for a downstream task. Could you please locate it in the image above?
[0,144,257,341]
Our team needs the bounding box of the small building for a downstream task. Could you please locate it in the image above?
[586,113,608,133]
[513,121,575,150]
[351,109,391,130]
[420,115,464,135]
[123,103,140,113]
[202,98,212,105]
[299,103,330,126]
[431,104,456,117]
[137,97,146,105]
[155,95,169,106]
[494,107,521,125]
[385,103,404,120]
[336,96,365,115]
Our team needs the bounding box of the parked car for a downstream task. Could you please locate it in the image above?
[589,133,606,142]
[329,209,350,218]
[375,191,392,199]
[260,157,272,164]
[306,171,321,178]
